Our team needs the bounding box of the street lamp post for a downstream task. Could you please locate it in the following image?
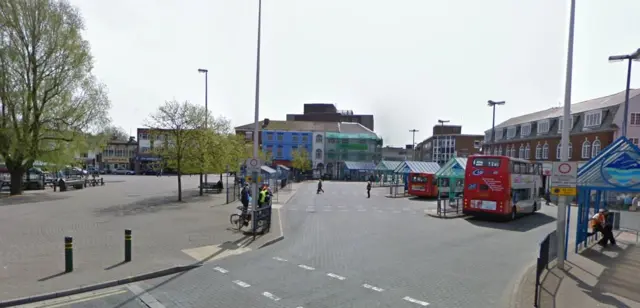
[608,48,640,138]
[249,0,263,235]
[487,100,506,144]
[557,0,576,271]
[409,129,419,160]
[197,68,209,184]
[437,120,449,165]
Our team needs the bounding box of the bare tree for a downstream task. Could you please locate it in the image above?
[0,0,111,194]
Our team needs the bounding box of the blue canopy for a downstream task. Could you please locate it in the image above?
[343,161,376,171]
[578,136,640,191]
[393,161,441,174]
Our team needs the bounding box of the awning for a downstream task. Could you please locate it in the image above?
[343,161,376,171]
[435,157,468,178]
[578,136,640,190]
[394,161,441,174]
[375,160,402,172]
[277,165,290,171]
[261,166,276,174]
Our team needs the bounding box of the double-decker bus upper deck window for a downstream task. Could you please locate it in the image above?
[412,175,427,183]
[472,158,501,167]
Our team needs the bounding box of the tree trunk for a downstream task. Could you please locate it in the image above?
[199,173,203,196]
[9,168,25,196]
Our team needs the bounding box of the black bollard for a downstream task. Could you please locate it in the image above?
[64,236,73,272]
[124,229,132,262]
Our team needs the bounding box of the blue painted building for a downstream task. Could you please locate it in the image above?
[261,130,313,162]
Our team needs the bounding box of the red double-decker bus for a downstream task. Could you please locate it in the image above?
[407,172,438,198]
[462,155,542,220]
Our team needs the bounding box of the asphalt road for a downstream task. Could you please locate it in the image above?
[54,181,566,308]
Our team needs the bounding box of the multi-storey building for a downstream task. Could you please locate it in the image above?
[262,130,313,166]
[286,103,375,131]
[481,88,640,182]
[415,125,483,165]
[99,137,137,171]
[381,146,415,161]
[134,128,166,173]
[324,122,382,179]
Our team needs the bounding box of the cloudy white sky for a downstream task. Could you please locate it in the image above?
[70,0,640,147]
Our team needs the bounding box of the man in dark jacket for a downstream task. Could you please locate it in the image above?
[366,181,372,198]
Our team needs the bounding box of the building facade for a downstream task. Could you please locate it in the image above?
[381,146,415,161]
[415,125,483,165]
[312,132,326,176]
[99,138,137,171]
[134,128,165,173]
[324,132,382,179]
[261,130,313,167]
[286,103,375,131]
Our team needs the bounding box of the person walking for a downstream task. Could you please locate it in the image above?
[366,181,372,198]
[317,179,324,194]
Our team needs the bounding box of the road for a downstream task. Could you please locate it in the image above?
[30,181,565,308]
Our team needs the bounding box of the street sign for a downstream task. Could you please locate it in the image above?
[550,161,577,188]
[551,187,576,196]
[245,158,262,173]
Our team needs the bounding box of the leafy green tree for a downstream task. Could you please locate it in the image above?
[101,126,130,141]
[0,0,111,194]
[291,149,312,173]
[145,100,210,201]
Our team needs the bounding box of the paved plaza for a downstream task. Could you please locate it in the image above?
[0,174,285,303]
[45,181,566,308]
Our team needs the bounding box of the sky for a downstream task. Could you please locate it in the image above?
[69,0,640,147]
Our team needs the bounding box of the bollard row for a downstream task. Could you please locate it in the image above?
[64,229,132,272]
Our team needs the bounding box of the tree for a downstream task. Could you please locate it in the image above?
[0,0,111,195]
[145,100,211,201]
[101,126,129,141]
[291,149,312,173]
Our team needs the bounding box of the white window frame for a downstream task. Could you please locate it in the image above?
[535,144,542,159]
[537,120,550,135]
[495,128,504,141]
[592,139,601,157]
[506,127,517,139]
[583,111,602,128]
[542,143,549,159]
[631,113,640,126]
[518,144,525,158]
[520,124,531,137]
[558,116,574,132]
[630,137,640,146]
[581,140,591,159]
[524,144,530,159]
[557,142,573,160]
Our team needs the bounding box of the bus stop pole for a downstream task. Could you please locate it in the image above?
[557,0,576,271]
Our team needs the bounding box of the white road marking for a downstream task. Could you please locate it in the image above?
[262,291,281,301]
[324,209,332,211]
[233,280,251,288]
[327,273,346,280]
[362,284,384,292]
[403,296,430,306]
[393,210,402,213]
[127,284,166,308]
[273,257,288,262]
[213,266,228,274]
[337,205,345,208]
[357,209,366,212]
[298,264,315,270]
[339,209,349,212]
[376,210,384,213]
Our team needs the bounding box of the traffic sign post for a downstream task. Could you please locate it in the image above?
[550,162,577,196]
[245,158,263,173]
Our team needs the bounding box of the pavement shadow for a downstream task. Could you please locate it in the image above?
[538,266,565,308]
[111,235,259,308]
[578,243,640,304]
[0,193,69,206]
[464,213,556,232]
[93,189,211,217]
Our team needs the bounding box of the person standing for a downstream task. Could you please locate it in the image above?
[317,179,324,194]
[589,209,616,247]
[366,181,372,198]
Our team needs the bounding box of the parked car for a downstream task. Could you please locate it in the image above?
[112,168,135,175]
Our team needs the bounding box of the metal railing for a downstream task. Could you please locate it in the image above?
[436,196,462,217]
[534,230,557,307]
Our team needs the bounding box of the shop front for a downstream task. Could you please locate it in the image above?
[102,157,133,171]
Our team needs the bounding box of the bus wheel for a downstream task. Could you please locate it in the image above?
[511,206,517,220]
[532,202,538,213]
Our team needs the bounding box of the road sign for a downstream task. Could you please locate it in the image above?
[245,158,262,173]
[550,161,578,188]
[551,187,576,196]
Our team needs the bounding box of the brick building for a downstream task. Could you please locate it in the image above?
[286,103,375,131]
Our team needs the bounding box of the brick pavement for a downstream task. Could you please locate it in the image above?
[0,174,280,302]
[512,231,640,308]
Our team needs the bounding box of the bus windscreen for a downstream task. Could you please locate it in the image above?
[472,158,501,167]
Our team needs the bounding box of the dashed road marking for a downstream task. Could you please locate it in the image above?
[233,280,251,288]
[362,284,385,292]
[298,264,315,270]
[339,209,349,212]
[273,256,288,262]
[262,291,281,301]
[403,296,430,306]
[327,273,346,280]
[357,209,366,212]
[213,266,228,274]
[376,210,384,213]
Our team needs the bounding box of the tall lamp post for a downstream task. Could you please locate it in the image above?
[437,120,449,165]
[487,100,506,144]
[249,0,263,235]
[409,129,419,160]
[557,0,576,271]
[197,68,209,184]
[608,48,640,138]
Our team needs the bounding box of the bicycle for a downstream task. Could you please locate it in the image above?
[230,205,250,231]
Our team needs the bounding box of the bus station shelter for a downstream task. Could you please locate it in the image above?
[374,160,402,184]
[343,161,376,181]
[393,161,441,192]
[434,157,467,200]
[575,136,640,253]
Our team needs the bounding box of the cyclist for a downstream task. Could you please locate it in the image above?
[240,183,251,226]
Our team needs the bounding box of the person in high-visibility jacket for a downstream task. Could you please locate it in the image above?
[258,186,268,207]
[589,209,616,247]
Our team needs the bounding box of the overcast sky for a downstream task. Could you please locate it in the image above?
[70,0,640,147]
